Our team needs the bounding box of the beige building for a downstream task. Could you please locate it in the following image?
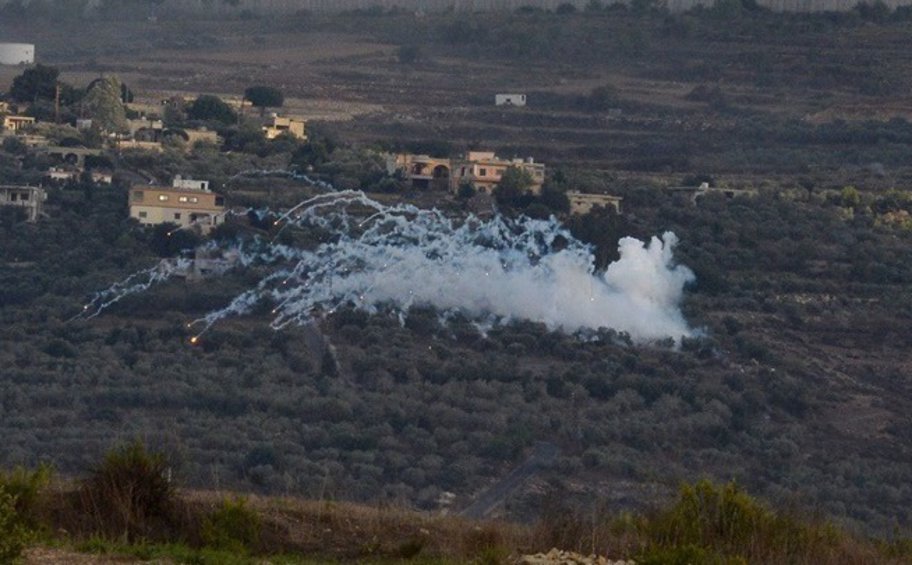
[262,115,307,140]
[0,185,46,222]
[567,191,623,215]
[127,117,164,140]
[181,128,220,146]
[386,150,546,194]
[2,115,35,133]
[453,151,545,195]
[386,153,452,191]
[129,179,225,233]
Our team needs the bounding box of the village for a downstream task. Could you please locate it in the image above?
[0,45,640,239]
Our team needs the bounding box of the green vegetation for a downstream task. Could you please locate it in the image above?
[188,94,238,125]
[244,85,284,115]
[0,487,31,563]
[3,456,910,564]
[637,480,841,563]
[3,0,912,550]
[78,441,176,542]
[201,497,261,553]
[9,63,60,103]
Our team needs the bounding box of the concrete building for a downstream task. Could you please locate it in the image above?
[387,150,546,194]
[386,153,452,191]
[44,146,104,167]
[129,180,225,233]
[2,115,35,133]
[566,191,623,215]
[0,43,35,65]
[495,93,527,107]
[116,139,164,152]
[262,115,307,140]
[46,166,79,183]
[453,151,545,195]
[182,127,220,145]
[171,175,209,191]
[48,167,113,185]
[0,185,46,221]
[127,117,164,140]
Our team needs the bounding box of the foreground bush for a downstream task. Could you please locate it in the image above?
[201,497,261,553]
[0,486,31,563]
[638,480,851,563]
[0,463,52,531]
[78,441,175,542]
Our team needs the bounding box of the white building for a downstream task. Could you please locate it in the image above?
[495,93,527,107]
[0,43,35,65]
[172,175,209,191]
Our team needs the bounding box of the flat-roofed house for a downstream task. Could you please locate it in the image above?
[0,185,46,221]
[385,153,452,191]
[262,115,307,140]
[453,151,545,195]
[2,115,35,133]
[129,178,225,233]
[495,93,527,107]
[566,191,623,215]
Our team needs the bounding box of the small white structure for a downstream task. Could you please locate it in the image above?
[495,93,527,107]
[172,175,209,191]
[0,43,35,65]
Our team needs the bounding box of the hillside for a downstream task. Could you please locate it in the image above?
[1,1,912,547]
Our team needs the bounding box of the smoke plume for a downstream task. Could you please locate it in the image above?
[79,191,695,342]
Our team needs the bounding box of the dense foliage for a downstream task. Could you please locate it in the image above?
[2,0,912,543]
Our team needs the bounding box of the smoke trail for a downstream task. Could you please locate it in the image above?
[71,258,193,321]
[80,191,696,343]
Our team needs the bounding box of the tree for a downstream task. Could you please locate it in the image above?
[457,181,476,199]
[187,94,237,124]
[243,85,283,115]
[81,76,129,133]
[540,183,570,213]
[9,64,59,103]
[493,166,534,208]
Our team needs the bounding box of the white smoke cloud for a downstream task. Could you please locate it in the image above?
[79,191,695,342]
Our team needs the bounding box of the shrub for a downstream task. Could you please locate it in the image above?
[79,441,175,542]
[0,464,52,530]
[0,487,30,563]
[639,480,841,563]
[201,497,261,553]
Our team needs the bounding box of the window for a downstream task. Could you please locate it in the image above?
[179,196,188,203]
[158,194,169,201]
[190,197,199,203]
[138,211,147,218]
[479,168,487,177]
[174,213,181,220]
